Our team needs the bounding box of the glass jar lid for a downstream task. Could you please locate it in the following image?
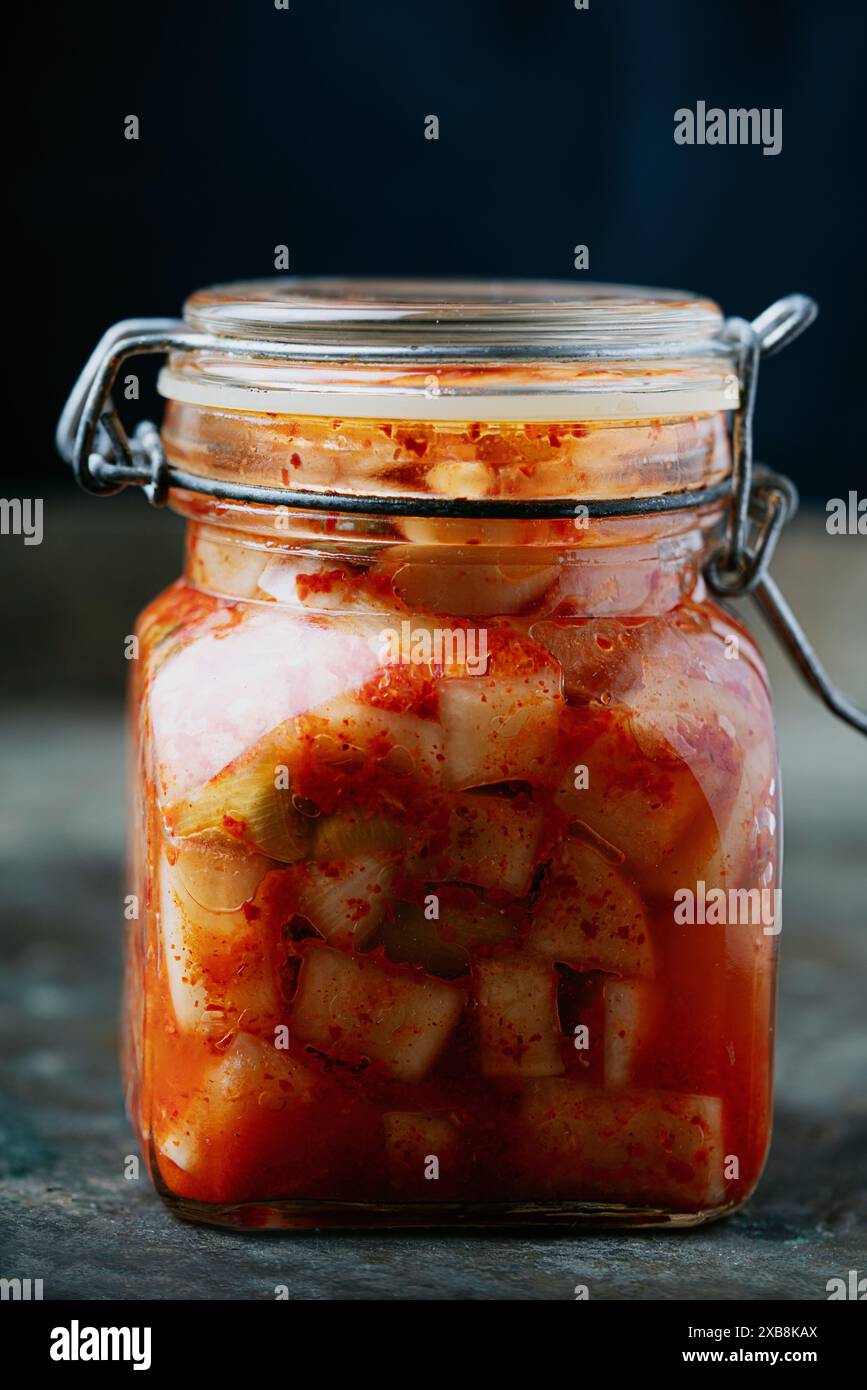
[158,278,739,421]
[182,277,725,350]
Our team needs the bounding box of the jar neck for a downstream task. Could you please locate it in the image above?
[166,396,730,620]
[163,403,731,506]
[180,506,717,619]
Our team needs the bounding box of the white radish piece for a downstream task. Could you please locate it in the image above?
[439,674,561,787]
[292,854,397,949]
[156,1032,316,1174]
[302,696,446,788]
[518,1082,725,1207]
[258,554,394,612]
[389,550,558,618]
[411,794,544,897]
[159,853,219,1034]
[555,716,728,901]
[186,531,269,599]
[603,979,657,1086]
[528,838,653,978]
[475,954,564,1078]
[383,1110,461,1187]
[291,945,465,1082]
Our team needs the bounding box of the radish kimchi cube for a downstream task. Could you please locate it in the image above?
[475,954,565,1078]
[528,838,653,977]
[519,1082,725,1208]
[291,945,465,1082]
[440,676,561,788]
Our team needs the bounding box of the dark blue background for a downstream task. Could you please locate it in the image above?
[15,0,866,496]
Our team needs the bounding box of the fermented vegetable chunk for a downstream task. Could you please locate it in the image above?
[604,979,657,1086]
[156,1032,316,1177]
[187,531,268,599]
[299,697,446,790]
[158,852,279,1035]
[555,725,721,899]
[380,890,516,978]
[476,954,564,1078]
[150,609,379,803]
[159,856,211,1034]
[411,794,544,896]
[517,1083,725,1208]
[556,676,753,898]
[292,854,396,949]
[380,902,469,978]
[168,738,312,863]
[258,554,392,611]
[529,618,650,705]
[313,810,405,859]
[700,704,778,898]
[528,838,653,978]
[440,675,561,787]
[291,945,465,1081]
[383,1111,463,1195]
[388,548,558,618]
[172,833,273,913]
[152,1032,349,1204]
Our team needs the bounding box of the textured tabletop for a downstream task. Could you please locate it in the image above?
[1,502,865,1300]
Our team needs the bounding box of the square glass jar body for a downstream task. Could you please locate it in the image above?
[123,403,780,1231]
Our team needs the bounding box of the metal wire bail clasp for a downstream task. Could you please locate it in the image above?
[55,317,189,505]
[704,294,867,737]
[705,295,816,596]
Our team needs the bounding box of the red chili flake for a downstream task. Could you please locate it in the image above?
[360,663,439,719]
[296,569,345,600]
[290,452,302,469]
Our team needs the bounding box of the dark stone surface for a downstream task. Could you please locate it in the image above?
[1,509,865,1300]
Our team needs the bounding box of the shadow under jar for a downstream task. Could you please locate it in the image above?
[121,281,780,1228]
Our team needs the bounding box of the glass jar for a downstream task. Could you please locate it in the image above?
[59,280,862,1230]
